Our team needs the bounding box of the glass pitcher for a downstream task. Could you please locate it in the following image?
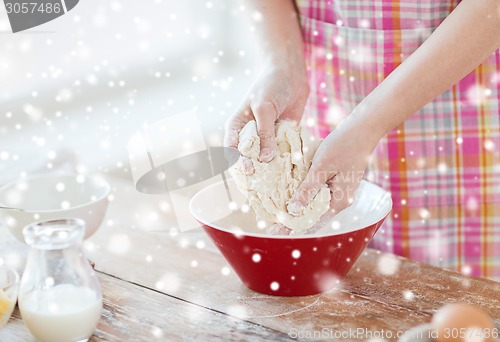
[18,219,102,342]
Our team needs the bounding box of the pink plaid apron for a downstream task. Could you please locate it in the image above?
[297,0,500,281]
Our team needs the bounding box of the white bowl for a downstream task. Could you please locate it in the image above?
[0,174,110,243]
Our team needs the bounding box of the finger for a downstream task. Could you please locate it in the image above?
[328,177,358,214]
[223,107,252,149]
[239,156,255,175]
[252,102,279,162]
[279,102,307,124]
[302,179,355,235]
[267,224,292,236]
[287,166,331,216]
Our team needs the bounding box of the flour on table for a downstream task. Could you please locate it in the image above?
[229,120,331,234]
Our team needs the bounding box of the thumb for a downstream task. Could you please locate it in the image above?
[287,166,330,216]
[252,102,279,163]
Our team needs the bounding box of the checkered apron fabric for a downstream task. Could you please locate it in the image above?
[297,0,500,281]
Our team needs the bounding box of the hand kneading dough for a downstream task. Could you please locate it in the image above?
[230,120,331,233]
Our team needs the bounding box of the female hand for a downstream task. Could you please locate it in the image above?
[287,111,382,227]
[224,61,309,163]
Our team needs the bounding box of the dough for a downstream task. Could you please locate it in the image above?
[230,120,331,234]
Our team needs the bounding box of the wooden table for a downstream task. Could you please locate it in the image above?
[1,176,499,341]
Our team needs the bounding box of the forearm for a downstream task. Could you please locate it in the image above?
[243,0,305,67]
[353,0,500,145]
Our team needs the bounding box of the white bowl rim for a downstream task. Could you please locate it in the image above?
[0,173,111,213]
[189,179,393,240]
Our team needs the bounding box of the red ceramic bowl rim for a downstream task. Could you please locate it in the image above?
[189,179,392,240]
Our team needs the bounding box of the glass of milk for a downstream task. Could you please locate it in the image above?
[18,218,102,342]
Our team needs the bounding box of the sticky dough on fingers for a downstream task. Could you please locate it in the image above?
[230,120,331,234]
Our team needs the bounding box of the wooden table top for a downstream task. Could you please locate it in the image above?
[1,176,499,342]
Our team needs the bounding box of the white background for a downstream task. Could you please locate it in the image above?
[0,0,259,181]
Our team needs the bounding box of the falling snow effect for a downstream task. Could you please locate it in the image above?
[0,0,256,189]
[0,3,499,340]
[402,290,414,301]
[155,273,180,293]
[252,253,261,263]
[270,281,280,291]
[107,234,131,255]
[227,305,247,319]
[377,254,401,276]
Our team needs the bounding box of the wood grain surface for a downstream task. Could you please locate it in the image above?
[0,272,291,342]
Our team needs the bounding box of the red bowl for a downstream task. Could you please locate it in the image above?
[190,179,392,296]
